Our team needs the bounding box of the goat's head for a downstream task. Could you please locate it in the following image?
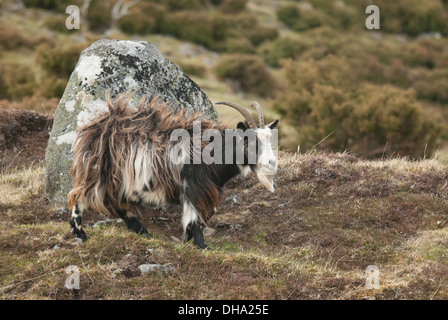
[216,101,279,192]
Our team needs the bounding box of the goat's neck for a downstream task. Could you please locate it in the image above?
[212,132,252,187]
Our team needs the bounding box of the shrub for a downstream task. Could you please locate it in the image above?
[118,2,165,35]
[23,0,58,10]
[219,0,247,14]
[379,0,448,36]
[274,58,441,157]
[161,11,219,49]
[214,54,276,97]
[163,0,206,11]
[0,63,36,100]
[220,12,260,42]
[246,26,279,46]
[403,43,437,69]
[161,11,256,51]
[36,43,84,78]
[224,37,255,53]
[277,4,300,29]
[0,64,7,99]
[159,10,264,51]
[308,0,360,29]
[260,36,307,67]
[351,54,410,87]
[177,60,207,77]
[330,2,358,29]
[39,77,67,98]
[44,15,77,33]
[401,38,448,69]
[413,69,448,103]
[0,24,30,49]
[351,85,440,157]
[385,58,410,87]
[86,1,112,32]
[23,0,82,12]
[293,9,325,31]
[277,3,326,31]
[279,55,354,91]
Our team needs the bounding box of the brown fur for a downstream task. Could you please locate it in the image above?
[68,93,225,218]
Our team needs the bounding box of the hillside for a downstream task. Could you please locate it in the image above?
[1,111,448,299]
[2,0,448,300]
[1,0,448,157]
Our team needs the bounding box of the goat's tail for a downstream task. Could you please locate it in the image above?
[67,94,132,216]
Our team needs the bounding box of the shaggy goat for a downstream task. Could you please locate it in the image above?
[68,94,279,249]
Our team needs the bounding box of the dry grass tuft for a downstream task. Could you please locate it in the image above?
[1,140,448,299]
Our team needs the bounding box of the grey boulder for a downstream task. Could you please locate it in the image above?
[45,39,217,205]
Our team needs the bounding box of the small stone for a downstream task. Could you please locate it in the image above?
[138,263,175,275]
[225,195,238,204]
[53,245,60,250]
[75,237,84,244]
[203,227,216,237]
[437,220,446,228]
[92,218,123,228]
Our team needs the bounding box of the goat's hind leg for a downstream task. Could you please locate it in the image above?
[70,203,87,241]
[182,201,209,249]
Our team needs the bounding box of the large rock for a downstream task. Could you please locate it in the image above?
[45,39,217,205]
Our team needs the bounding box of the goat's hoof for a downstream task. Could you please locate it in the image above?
[140,232,150,239]
[194,242,210,250]
[72,228,87,242]
[137,227,150,238]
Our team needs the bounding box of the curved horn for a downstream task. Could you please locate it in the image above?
[216,101,257,129]
[251,101,265,127]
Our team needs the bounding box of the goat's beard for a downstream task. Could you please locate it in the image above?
[256,169,275,193]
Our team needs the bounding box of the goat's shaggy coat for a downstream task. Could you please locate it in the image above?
[68,94,278,248]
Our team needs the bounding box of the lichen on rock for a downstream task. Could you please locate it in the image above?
[45,39,217,205]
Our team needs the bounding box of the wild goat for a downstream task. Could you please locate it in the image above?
[68,94,279,249]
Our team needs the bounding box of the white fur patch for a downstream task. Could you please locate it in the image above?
[182,199,199,239]
[254,127,277,192]
[141,188,167,206]
[120,142,168,206]
[238,165,251,177]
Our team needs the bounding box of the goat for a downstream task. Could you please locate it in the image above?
[68,94,279,249]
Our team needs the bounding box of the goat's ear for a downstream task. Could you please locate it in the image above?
[268,119,279,129]
[237,121,249,131]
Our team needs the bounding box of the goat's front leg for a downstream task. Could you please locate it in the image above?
[70,203,87,241]
[117,209,150,238]
[182,200,208,249]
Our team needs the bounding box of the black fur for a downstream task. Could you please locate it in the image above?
[178,122,263,248]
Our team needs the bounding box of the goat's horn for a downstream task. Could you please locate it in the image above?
[216,101,257,129]
[251,101,265,127]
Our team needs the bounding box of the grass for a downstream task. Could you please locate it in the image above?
[0,165,44,205]
[1,1,448,300]
[1,151,448,299]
